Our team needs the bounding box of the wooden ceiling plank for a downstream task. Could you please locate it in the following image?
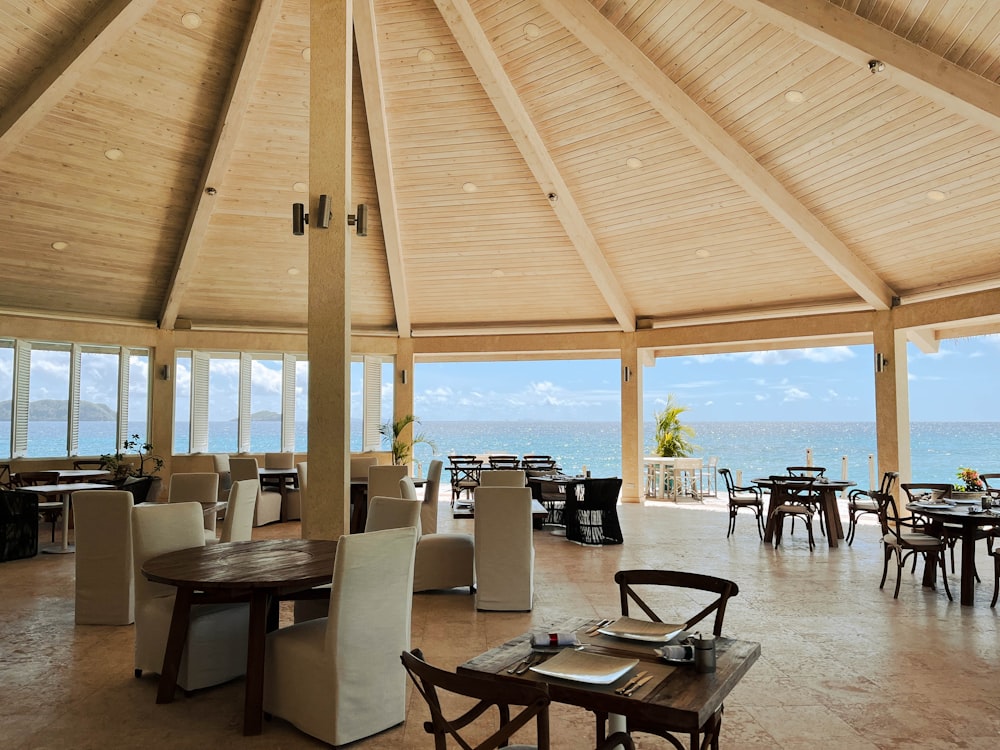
[159,0,284,329]
[0,0,158,161]
[732,0,1000,134]
[539,0,895,311]
[433,0,636,333]
[356,0,410,337]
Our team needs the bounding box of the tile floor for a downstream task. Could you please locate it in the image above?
[3,494,998,749]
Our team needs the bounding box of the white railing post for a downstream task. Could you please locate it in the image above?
[840,456,849,497]
[805,448,813,467]
[868,454,876,491]
[736,469,743,486]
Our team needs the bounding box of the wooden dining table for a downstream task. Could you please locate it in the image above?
[909,502,998,605]
[459,616,759,748]
[141,538,339,735]
[26,482,116,553]
[754,477,854,548]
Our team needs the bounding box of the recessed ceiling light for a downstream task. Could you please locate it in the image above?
[462,182,478,193]
[523,23,541,40]
[293,182,307,193]
[301,47,310,62]
[181,12,201,30]
[491,269,504,278]
[784,90,804,103]
[104,148,123,161]
[695,248,711,259]
[926,189,947,201]
[287,267,300,276]
[626,157,643,169]
[51,241,69,251]
[417,48,435,63]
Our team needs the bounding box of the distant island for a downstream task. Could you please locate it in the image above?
[250,410,281,421]
[0,399,117,421]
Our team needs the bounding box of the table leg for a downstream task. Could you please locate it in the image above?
[243,589,271,735]
[157,586,194,704]
[821,490,840,548]
[763,494,780,543]
[959,528,976,606]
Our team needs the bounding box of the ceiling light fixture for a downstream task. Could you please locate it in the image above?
[695,248,711,259]
[104,148,123,161]
[181,12,202,30]
[462,182,478,193]
[868,59,885,74]
[784,90,804,103]
[287,267,300,276]
[301,48,311,61]
[523,23,541,40]
[418,48,435,63]
[51,241,69,251]
[926,190,946,202]
[626,157,643,169]
[293,182,307,192]
[491,269,504,278]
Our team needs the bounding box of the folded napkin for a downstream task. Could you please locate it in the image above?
[657,644,694,661]
[530,632,580,648]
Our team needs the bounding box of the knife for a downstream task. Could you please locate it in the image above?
[514,653,544,675]
[623,674,653,697]
[507,654,533,674]
[614,670,648,695]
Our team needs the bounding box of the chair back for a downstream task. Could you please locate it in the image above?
[131,502,205,602]
[479,469,526,487]
[73,459,106,470]
[219,479,258,543]
[980,473,1000,500]
[522,455,557,471]
[615,569,739,637]
[399,475,418,500]
[295,461,308,525]
[401,648,551,750]
[878,470,899,495]
[0,463,13,490]
[448,457,482,497]
[368,465,407,499]
[564,477,623,545]
[769,474,818,506]
[168,472,219,504]
[212,454,232,492]
[229,456,260,483]
[421,459,442,534]
[900,483,953,503]
[72,490,135,624]
[324,527,418,733]
[15,470,60,487]
[350,454,380,480]
[365,496,421,533]
[474,486,534,611]
[487,455,520,470]
[787,466,825,477]
[265,452,295,469]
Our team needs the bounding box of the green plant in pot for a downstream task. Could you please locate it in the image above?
[101,434,164,480]
[652,395,697,458]
[379,415,436,467]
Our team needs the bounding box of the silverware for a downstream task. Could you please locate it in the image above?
[507,654,532,674]
[623,674,653,697]
[585,618,613,636]
[614,670,648,695]
[514,653,543,675]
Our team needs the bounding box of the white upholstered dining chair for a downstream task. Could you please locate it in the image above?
[229,457,281,526]
[263,527,418,747]
[474,486,534,611]
[479,469,526,487]
[217,479,258,543]
[73,489,134,625]
[167,472,220,531]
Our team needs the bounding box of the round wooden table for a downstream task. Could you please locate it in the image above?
[142,538,339,735]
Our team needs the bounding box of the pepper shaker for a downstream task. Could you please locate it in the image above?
[693,633,716,673]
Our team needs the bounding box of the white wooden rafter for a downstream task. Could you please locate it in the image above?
[539,0,895,312]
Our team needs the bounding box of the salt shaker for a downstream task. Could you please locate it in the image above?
[693,633,716,674]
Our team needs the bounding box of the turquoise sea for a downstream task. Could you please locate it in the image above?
[15,420,1000,489]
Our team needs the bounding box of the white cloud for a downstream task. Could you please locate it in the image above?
[754,394,768,401]
[783,387,809,401]
[745,347,855,366]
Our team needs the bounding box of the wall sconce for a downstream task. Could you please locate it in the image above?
[347,204,367,236]
[292,203,308,235]
[160,364,171,381]
[400,369,408,385]
[623,365,632,383]
[875,352,889,373]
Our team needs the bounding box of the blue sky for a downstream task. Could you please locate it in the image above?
[410,335,1000,423]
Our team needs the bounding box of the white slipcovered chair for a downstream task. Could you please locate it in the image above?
[264,452,295,469]
[473,486,534,611]
[364,496,421,532]
[263,527,418,747]
[295,461,308,525]
[401,462,476,594]
[350,453,380,480]
[131,502,250,690]
[167,472,220,532]
[216,479,258,543]
[211,454,232,501]
[479,469,526,487]
[368,464,407,499]
[73,490,134,625]
[263,452,300,521]
[229,457,281,526]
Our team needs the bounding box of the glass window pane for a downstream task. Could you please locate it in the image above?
[174,353,191,454]
[128,351,150,445]
[0,341,12,458]
[208,356,239,453]
[27,347,71,458]
[77,349,119,456]
[250,357,282,453]
[295,359,308,451]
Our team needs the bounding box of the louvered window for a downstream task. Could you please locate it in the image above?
[190,351,210,453]
[363,356,383,450]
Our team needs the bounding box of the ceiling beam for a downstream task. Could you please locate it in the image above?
[159,0,282,329]
[355,0,411,338]
[732,0,1000,135]
[540,0,895,312]
[433,0,636,333]
[906,328,940,354]
[0,0,158,161]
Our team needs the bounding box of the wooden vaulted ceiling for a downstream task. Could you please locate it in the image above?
[1,0,999,343]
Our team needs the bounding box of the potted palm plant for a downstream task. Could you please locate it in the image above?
[652,396,696,458]
[379,415,437,471]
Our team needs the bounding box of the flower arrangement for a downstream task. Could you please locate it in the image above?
[955,466,983,492]
[101,434,164,480]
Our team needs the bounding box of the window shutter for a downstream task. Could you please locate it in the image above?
[117,347,131,450]
[363,356,382,451]
[238,353,252,453]
[11,340,31,458]
[190,351,210,453]
[68,345,82,456]
[282,353,297,451]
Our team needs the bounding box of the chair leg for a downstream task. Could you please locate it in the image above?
[806,518,815,550]
[879,545,891,590]
[893,554,903,599]
[991,555,999,608]
[845,510,857,546]
[938,551,952,601]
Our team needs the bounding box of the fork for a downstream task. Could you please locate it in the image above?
[513,653,544,675]
[614,670,648,695]
[622,674,653,697]
[507,654,533,674]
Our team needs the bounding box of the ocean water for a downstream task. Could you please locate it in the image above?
[13,420,1000,489]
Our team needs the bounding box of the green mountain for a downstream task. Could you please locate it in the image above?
[0,399,117,421]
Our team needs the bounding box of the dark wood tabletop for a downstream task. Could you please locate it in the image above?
[753,477,854,548]
[907,502,998,605]
[458,616,759,743]
[142,538,339,735]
